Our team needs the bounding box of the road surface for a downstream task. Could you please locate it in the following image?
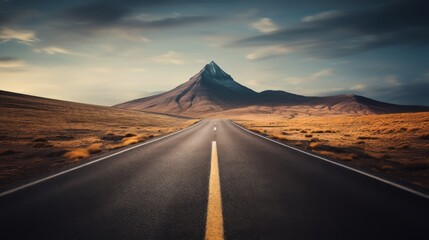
[0,119,427,239]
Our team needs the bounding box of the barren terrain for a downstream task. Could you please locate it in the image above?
[232,112,429,189]
[0,91,196,189]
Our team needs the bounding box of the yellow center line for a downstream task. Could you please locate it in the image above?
[205,141,224,240]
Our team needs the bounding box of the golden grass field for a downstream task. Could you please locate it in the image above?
[0,91,196,189]
[233,112,429,189]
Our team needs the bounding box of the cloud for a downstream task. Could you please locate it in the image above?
[301,10,343,22]
[34,47,74,55]
[250,18,278,33]
[59,2,218,33]
[64,2,129,25]
[317,74,429,105]
[89,66,146,73]
[0,27,37,43]
[153,51,185,65]
[235,0,429,58]
[311,68,333,79]
[284,68,334,85]
[246,45,291,60]
[0,57,26,68]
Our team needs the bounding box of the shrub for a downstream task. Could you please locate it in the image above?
[88,143,103,154]
[64,148,89,160]
[32,137,47,142]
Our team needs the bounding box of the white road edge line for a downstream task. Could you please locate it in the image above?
[0,120,205,197]
[230,120,429,200]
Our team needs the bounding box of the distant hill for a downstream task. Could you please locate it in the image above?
[114,61,429,116]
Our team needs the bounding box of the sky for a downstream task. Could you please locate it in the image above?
[1,0,428,106]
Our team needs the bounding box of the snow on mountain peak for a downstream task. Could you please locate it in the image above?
[203,61,228,77]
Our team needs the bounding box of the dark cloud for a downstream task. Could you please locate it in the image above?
[127,16,219,29]
[374,81,429,105]
[0,57,18,62]
[319,80,429,106]
[54,1,219,34]
[0,12,11,26]
[64,2,130,25]
[235,0,429,58]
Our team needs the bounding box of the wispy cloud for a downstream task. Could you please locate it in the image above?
[311,68,333,79]
[0,27,38,44]
[284,68,334,85]
[250,18,278,33]
[246,45,291,60]
[152,51,185,65]
[34,47,74,55]
[0,57,26,68]
[236,0,429,58]
[59,2,219,34]
[301,10,343,22]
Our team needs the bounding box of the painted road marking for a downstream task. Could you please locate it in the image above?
[205,141,224,240]
[230,120,429,200]
[0,120,206,197]
[214,127,217,131]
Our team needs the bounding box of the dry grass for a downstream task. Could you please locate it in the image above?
[64,143,104,161]
[87,143,103,154]
[0,91,197,189]
[64,148,90,160]
[235,112,429,189]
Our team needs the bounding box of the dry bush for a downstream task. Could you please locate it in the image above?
[370,153,390,160]
[315,150,337,159]
[124,133,137,137]
[107,134,148,150]
[122,136,141,145]
[64,148,90,160]
[272,133,289,141]
[309,142,320,148]
[32,142,53,148]
[88,143,103,154]
[64,143,103,160]
[357,136,379,140]
[32,137,48,142]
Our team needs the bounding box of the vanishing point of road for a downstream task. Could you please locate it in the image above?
[0,119,427,239]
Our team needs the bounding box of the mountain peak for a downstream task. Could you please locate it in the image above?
[202,61,228,78]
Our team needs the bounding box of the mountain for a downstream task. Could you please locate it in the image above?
[114,61,429,116]
[115,61,259,113]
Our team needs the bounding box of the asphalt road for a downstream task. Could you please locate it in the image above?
[0,119,427,239]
